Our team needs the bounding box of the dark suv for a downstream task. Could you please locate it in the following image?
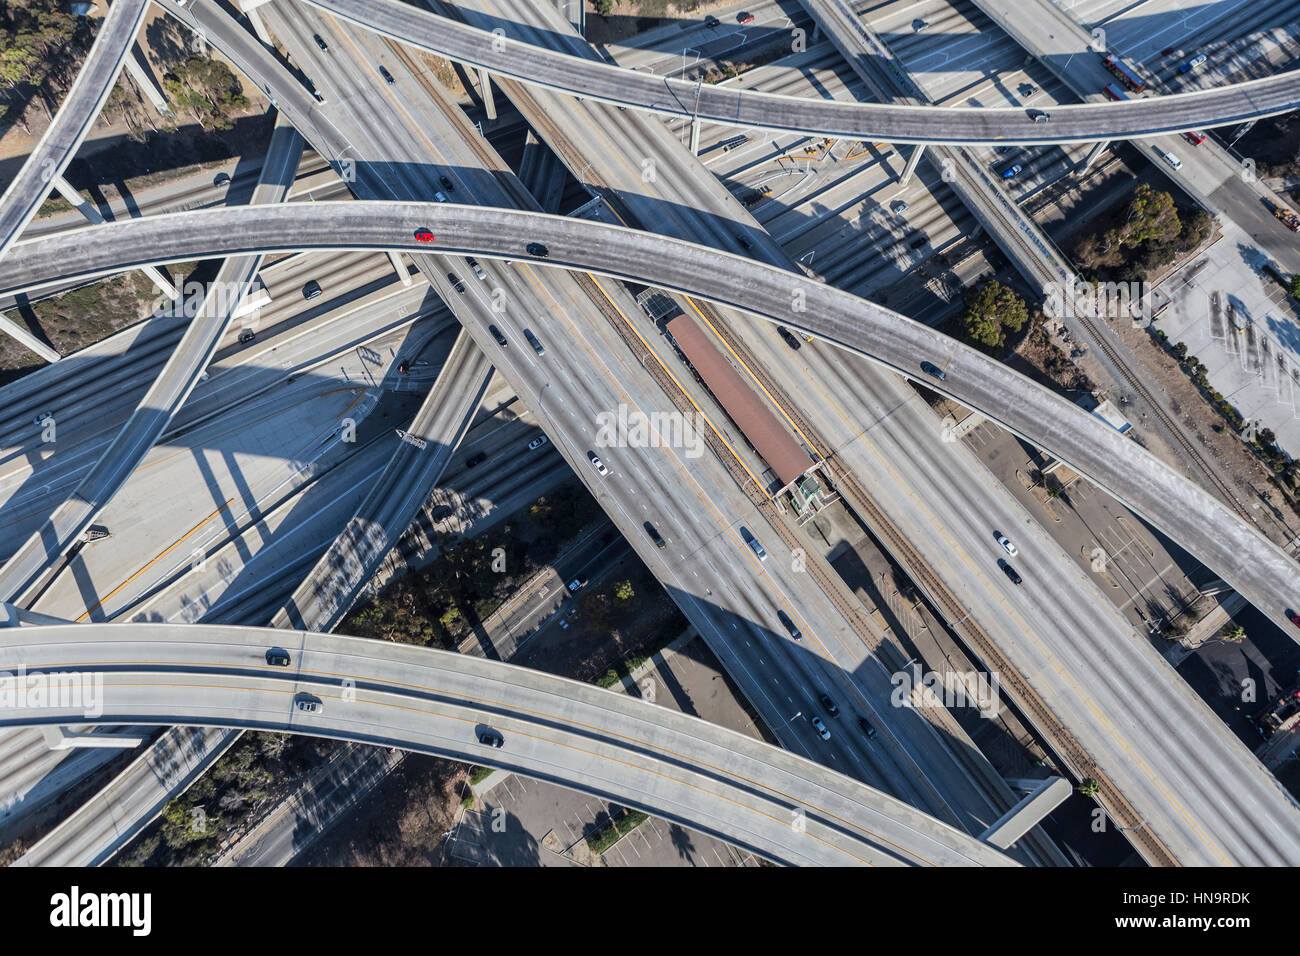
[999,559,1023,585]
[645,522,667,549]
[489,324,508,347]
[777,326,802,350]
[526,242,550,258]
[776,610,802,641]
[819,694,840,717]
[265,649,291,667]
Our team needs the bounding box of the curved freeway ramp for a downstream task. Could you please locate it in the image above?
[1,203,1296,646]
[306,0,1300,145]
[0,0,150,262]
[0,623,1016,867]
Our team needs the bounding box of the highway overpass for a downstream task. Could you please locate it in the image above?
[0,119,305,607]
[0,0,150,262]
[2,202,1295,647]
[0,622,1018,867]
[305,0,1300,145]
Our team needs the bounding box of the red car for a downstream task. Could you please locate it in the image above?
[413,228,435,242]
[1288,610,1300,628]
[737,11,754,23]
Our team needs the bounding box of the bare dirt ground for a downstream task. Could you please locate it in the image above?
[295,755,466,866]
[585,0,735,46]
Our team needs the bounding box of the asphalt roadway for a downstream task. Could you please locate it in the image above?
[0,622,1017,867]
[306,0,1300,144]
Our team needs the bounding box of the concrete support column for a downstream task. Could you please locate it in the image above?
[388,250,412,285]
[1074,140,1109,176]
[899,143,925,186]
[51,174,102,223]
[53,176,179,299]
[42,726,146,751]
[244,6,274,45]
[124,43,170,114]
[690,116,701,155]
[980,777,1071,849]
[477,67,496,120]
[0,312,60,364]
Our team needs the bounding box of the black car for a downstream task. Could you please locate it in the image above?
[313,33,329,51]
[919,360,947,381]
[379,66,395,84]
[777,326,802,350]
[999,559,1023,585]
[704,14,720,27]
[302,279,322,300]
[238,328,256,344]
[431,504,455,522]
[477,730,504,748]
[644,521,666,549]
[489,324,508,347]
[858,717,877,739]
[526,242,549,258]
[265,649,291,667]
[776,609,802,641]
[466,451,487,467]
[447,272,466,294]
[819,694,840,717]
[214,171,231,188]
[439,174,455,192]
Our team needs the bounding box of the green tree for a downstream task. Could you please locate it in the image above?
[163,55,248,130]
[1118,183,1181,247]
[1223,625,1246,643]
[1077,778,1100,798]
[1289,274,1300,300]
[612,579,636,606]
[959,279,1028,350]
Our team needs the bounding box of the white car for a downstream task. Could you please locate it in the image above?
[588,451,608,475]
[528,435,548,450]
[810,716,831,740]
[996,533,1018,557]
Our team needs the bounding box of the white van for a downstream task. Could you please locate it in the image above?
[1162,151,1182,171]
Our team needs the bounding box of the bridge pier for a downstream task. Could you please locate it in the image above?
[124,42,170,114]
[899,143,925,186]
[1074,140,1109,176]
[980,777,1071,849]
[690,116,702,155]
[0,313,59,364]
[41,726,145,751]
[477,67,497,120]
[388,250,412,285]
[52,176,179,300]
[237,0,276,45]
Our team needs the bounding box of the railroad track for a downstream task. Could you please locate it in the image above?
[1075,310,1252,522]
[413,32,1170,862]
[690,299,1178,866]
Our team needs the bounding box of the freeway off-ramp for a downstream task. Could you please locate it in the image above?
[306,0,1300,145]
[0,622,1016,867]
[0,0,149,262]
[2,202,1296,643]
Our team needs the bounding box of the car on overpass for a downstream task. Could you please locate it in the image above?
[810,715,831,740]
[446,272,465,294]
[526,242,549,258]
[414,227,435,242]
[588,451,608,475]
